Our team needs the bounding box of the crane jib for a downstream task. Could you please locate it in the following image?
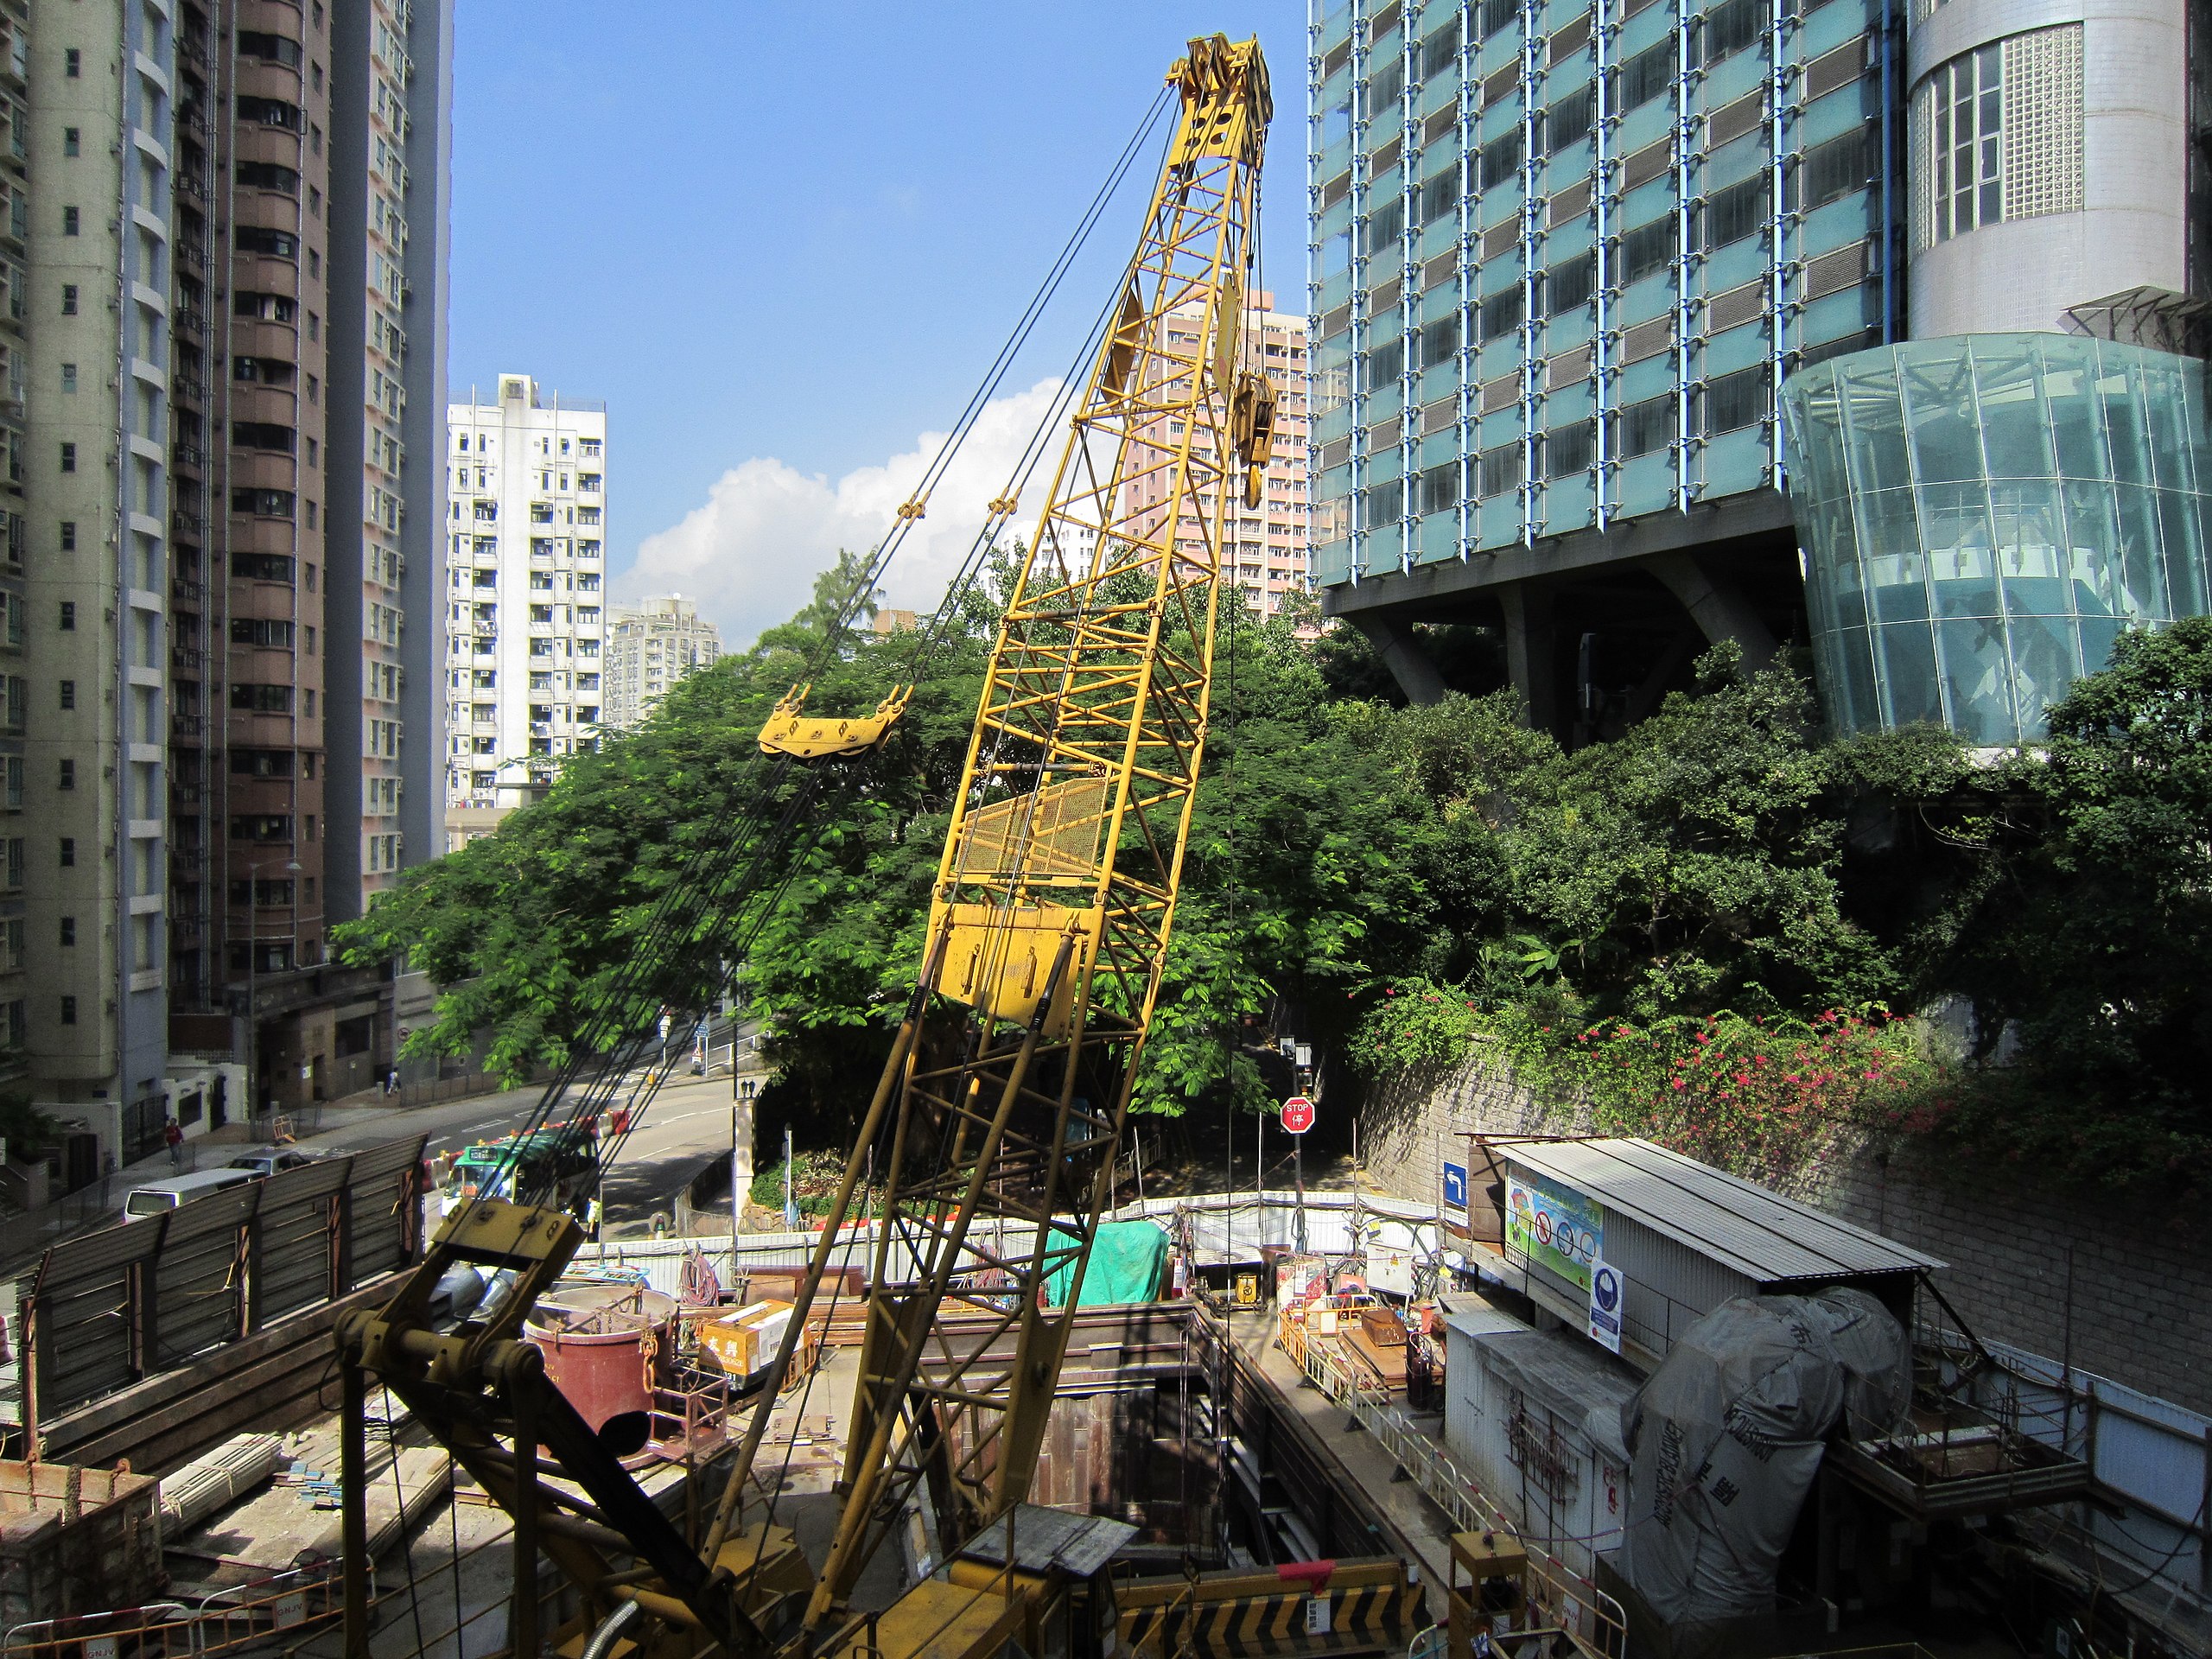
[336,35,1271,1659]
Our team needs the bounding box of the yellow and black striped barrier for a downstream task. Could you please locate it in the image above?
[1120,1559,1424,1659]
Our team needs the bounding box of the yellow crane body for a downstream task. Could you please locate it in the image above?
[336,35,1270,1659]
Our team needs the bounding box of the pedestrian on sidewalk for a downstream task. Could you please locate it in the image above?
[385,1067,400,1096]
[163,1117,185,1170]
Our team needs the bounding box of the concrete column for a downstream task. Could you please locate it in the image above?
[1500,583,1559,732]
[1346,613,1449,706]
[1643,551,1777,673]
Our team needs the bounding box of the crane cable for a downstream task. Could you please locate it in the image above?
[467,84,1175,1224]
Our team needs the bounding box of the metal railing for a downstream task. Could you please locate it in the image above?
[1277,1304,1629,1657]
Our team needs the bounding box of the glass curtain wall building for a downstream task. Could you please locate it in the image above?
[1784,336,2212,744]
[1310,0,1903,728]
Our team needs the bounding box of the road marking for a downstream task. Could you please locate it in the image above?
[456,1118,507,1134]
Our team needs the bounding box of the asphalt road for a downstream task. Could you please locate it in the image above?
[290,1058,760,1230]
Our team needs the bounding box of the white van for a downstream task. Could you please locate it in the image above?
[121,1166,256,1220]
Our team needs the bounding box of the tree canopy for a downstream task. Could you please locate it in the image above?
[340,574,2212,1197]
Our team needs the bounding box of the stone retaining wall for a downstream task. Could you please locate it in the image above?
[1357,1051,2212,1414]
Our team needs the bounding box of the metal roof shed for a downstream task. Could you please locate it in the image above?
[1488,1137,1942,1372]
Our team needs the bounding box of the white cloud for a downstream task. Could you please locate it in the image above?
[618,378,1065,649]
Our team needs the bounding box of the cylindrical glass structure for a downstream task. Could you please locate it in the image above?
[1781,335,2212,741]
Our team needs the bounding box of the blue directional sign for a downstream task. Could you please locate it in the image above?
[1442,1161,1469,1210]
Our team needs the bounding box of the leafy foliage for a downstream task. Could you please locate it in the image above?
[348,561,2212,1197]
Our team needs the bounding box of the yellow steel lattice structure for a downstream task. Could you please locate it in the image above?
[709,35,1274,1636]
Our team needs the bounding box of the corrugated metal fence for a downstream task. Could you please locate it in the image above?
[20,1136,427,1432]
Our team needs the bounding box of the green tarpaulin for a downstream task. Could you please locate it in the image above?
[1045,1220,1167,1307]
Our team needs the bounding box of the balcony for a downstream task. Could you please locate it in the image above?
[174,375,208,406]
[170,782,202,807]
[175,170,208,205]
[174,307,208,339]
[172,442,206,471]
[173,712,204,737]
[171,509,205,539]
[176,240,206,272]
[172,576,204,605]
[172,644,204,672]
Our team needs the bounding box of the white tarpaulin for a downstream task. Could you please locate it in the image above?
[1618,1287,1910,1627]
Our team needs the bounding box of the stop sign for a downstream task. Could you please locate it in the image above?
[1280,1096,1314,1135]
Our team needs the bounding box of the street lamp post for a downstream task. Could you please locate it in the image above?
[244,855,303,1124]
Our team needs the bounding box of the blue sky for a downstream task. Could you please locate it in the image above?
[448,2,1307,644]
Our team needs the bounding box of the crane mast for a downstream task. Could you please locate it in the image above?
[338,35,1269,1659]
[743,33,1274,1626]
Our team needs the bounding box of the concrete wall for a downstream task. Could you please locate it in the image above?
[1358,1056,2212,1415]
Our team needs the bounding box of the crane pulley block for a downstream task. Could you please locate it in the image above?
[758,682,913,758]
[1231,369,1279,508]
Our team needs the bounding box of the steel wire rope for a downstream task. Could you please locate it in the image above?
[739,98,1189,1561]
[564,98,1173,1215]
[738,176,1168,1552]
[458,86,1173,1224]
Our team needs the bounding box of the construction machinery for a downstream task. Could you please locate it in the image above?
[337,34,1274,1659]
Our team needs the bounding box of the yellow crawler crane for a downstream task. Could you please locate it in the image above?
[336,35,1269,1659]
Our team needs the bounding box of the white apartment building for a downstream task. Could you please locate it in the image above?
[444,377,606,826]
[603,596,720,730]
[1122,290,1313,619]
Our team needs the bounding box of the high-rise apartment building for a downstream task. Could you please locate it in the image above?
[6,0,448,1166]
[443,377,607,830]
[0,2,30,1082]
[603,595,719,731]
[1309,0,2212,747]
[1122,291,1314,619]
[24,0,182,1156]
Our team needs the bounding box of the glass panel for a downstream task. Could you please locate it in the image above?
[2076,614,2125,677]
[1900,344,1982,483]
[1922,481,1999,617]
[1972,339,2056,479]
[2158,488,2204,617]
[1838,356,1914,492]
[1785,376,1850,503]
[1991,480,2069,618]
[2040,338,2108,480]
[1814,626,1878,734]
[2099,360,2153,486]
[2142,359,2197,493]
[1876,621,1945,727]
[1859,487,1929,620]
[2060,479,2122,615]
[1936,617,2016,743]
[2110,481,2165,620]
[2004,612,2082,740]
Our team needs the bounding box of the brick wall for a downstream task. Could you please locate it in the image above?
[1358,1056,2212,1415]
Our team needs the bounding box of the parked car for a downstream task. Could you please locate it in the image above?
[226,1147,324,1179]
[121,1167,256,1220]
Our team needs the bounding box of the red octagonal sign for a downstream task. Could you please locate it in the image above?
[1280,1096,1315,1135]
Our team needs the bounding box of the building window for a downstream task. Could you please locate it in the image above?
[1419,461,1459,514]
[1548,250,1596,313]
[59,521,74,550]
[1418,313,1460,368]
[60,917,73,947]
[1706,174,1770,250]
[64,48,79,77]
[1362,477,1404,527]
[1803,124,1873,214]
[60,995,76,1026]
[1548,84,1596,152]
[1478,130,1523,189]
[60,283,77,314]
[1477,286,1524,341]
[58,601,73,630]
[1616,392,1676,459]
[1478,445,1521,499]
[1420,17,1459,80]
[59,837,73,867]
[61,207,78,236]
[1545,423,1595,478]
[1704,0,1765,65]
[1620,219,1673,286]
[62,129,79,157]
[58,679,73,710]
[1924,45,2000,240]
[1420,167,1459,225]
[58,442,74,473]
[1705,364,1772,434]
[59,363,75,393]
[1365,198,1404,253]
[1618,41,1672,112]
[59,759,73,789]
[1479,0,1516,38]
